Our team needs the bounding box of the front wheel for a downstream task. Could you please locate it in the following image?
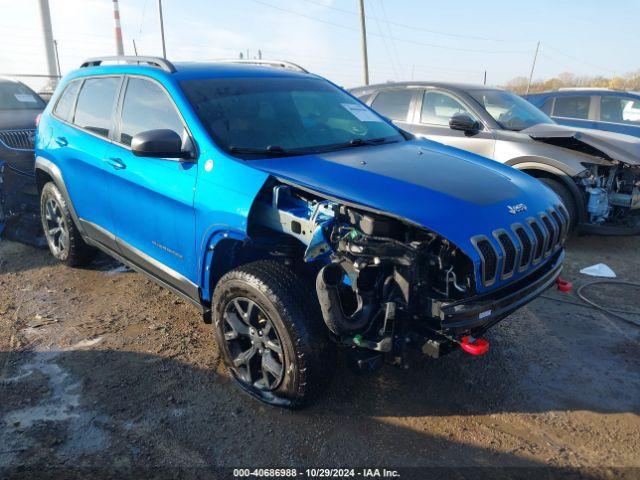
[40,182,94,266]
[212,261,336,408]
[540,177,578,231]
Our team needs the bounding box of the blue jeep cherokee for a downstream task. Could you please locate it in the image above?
[35,56,567,407]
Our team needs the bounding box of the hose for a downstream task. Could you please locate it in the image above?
[576,280,640,328]
[542,280,640,328]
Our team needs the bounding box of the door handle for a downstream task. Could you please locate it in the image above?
[55,136,68,147]
[106,157,126,170]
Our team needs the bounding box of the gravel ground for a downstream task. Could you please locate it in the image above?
[0,235,639,478]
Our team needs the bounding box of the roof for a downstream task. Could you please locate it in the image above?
[527,89,640,98]
[349,81,505,94]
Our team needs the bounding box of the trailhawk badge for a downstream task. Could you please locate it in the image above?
[507,203,527,215]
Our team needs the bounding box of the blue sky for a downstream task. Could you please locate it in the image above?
[1,0,637,90]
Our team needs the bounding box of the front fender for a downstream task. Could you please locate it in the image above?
[199,228,248,302]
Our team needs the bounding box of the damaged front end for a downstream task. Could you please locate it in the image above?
[527,125,640,234]
[250,180,565,371]
[578,163,640,234]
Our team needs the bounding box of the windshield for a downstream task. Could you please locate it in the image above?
[0,81,45,110]
[180,77,403,158]
[469,89,554,131]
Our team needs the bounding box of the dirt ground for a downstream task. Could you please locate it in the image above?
[1,234,639,478]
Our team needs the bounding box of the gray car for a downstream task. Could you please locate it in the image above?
[350,82,640,235]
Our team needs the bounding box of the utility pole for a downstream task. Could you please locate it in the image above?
[357,0,369,85]
[112,0,124,56]
[483,70,487,85]
[53,40,61,77]
[132,39,139,56]
[526,41,540,95]
[38,0,58,87]
[158,0,167,58]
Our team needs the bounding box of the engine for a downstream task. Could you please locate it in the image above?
[581,163,640,225]
[250,182,475,359]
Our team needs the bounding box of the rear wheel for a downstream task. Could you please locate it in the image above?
[540,177,578,230]
[40,182,94,266]
[212,260,335,408]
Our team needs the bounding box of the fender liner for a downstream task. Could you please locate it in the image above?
[506,157,587,225]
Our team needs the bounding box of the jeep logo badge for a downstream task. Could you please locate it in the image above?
[507,203,527,215]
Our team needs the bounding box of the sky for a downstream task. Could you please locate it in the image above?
[1,0,638,91]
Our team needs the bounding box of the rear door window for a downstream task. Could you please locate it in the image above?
[553,95,590,119]
[53,80,81,122]
[370,89,414,121]
[73,77,121,137]
[119,77,186,146]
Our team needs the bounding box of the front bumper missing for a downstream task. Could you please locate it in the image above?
[430,249,564,334]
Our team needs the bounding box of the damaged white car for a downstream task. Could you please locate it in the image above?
[351,83,640,235]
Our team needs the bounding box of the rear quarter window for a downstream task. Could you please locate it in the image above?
[53,80,82,122]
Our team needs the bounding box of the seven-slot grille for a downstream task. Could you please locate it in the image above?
[472,205,568,287]
[0,129,35,150]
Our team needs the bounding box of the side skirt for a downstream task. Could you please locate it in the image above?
[80,219,205,312]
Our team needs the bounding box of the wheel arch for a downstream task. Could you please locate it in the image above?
[199,229,261,304]
[507,157,586,224]
[34,156,86,235]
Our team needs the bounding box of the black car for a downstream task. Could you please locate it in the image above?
[0,78,46,243]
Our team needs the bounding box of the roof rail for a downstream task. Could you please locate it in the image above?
[557,87,614,91]
[79,56,176,73]
[216,59,309,74]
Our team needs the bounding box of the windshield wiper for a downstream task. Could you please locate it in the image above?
[228,145,296,157]
[317,137,399,153]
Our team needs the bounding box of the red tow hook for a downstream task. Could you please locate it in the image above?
[556,277,573,292]
[459,336,490,356]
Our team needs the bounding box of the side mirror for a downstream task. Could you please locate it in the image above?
[131,129,193,159]
[449,114,480,133]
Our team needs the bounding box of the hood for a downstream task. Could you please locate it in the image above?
[250,139,561,258]
[0,109,42,131]
[523,123,640,166]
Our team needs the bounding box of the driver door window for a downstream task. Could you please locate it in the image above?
[412,89,494,159]
[119,77,186,146]
[421,91,477,126]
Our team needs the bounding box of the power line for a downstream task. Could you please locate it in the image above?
[367,0,398,80]
[543,45,616,74]
[298,0,534,44]
[378,0,404,79]
[246,0,530,55]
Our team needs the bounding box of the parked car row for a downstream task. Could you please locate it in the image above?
[2,56,637,408]
[351,82,640,235]
[33,57,568,407]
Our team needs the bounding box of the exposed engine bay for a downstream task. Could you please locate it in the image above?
[579,163,640,229]
[528,126,640,233]
[249,180,563,371]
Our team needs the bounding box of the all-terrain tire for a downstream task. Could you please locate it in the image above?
[541,177,578,231]
[40,182,95,267]
[212,260,336,408]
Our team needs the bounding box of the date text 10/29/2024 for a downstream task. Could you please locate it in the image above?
[233,468,401,478]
